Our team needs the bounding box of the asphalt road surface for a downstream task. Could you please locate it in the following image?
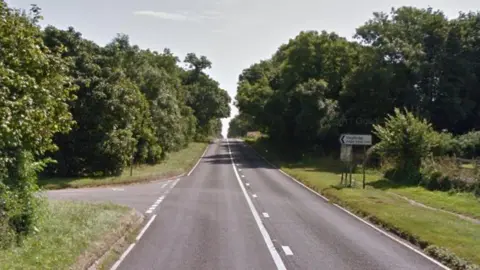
[47,139,446,270]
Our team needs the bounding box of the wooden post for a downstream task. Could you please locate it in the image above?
[130,155,134,177]
[363,145,366,189]
[349,163,353,187]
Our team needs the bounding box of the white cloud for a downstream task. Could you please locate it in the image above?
[133,11,190,21]
[134,10,222,21]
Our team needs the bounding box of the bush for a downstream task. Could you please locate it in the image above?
[420,157,480,194]
[373,108,438,183]
[455,131,480,159]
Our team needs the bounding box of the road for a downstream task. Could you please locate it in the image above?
[47,139,445,270]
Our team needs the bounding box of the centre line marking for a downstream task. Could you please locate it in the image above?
[226,139,286,270]
[282,246,293,256]
[263,212,270,218]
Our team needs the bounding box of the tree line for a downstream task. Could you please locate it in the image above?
[229,6,480,157]
[0,1,229,243]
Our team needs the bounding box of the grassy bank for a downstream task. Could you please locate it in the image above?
[39,142,208,189]
[0,201,136,270]
[247,139,480,269]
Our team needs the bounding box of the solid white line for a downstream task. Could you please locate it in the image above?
[242,140,450,270]
[187,145,209,176]
[252,194,258,198]
[110,243,136,270]
[262,212,270,218]
[136,215,157,241]
[331,204,450,270]
[226,139,286,270]
[282,246,293,256]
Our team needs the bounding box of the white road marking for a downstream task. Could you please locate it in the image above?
[169,178,180,189]
[282,246,293,256]
[244,143,330,202]
[241,175,245,178]
[246,183,250,186]
[332,204,450,270]
[252,194,258,198]
[145,196,165,214]
[226,139,286,270]
[262,212,270,218]
[160,181,170,189]
[136,215,157,241]
[187,145,209,176]
[112,188,124,191]
[242,139,450,270]
[110,243,135,270]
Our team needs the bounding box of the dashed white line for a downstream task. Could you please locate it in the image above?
[241,141,449,270]
[252,194,258,198]
[246,183,250,186]
[145,196,165,214]
[263,212,270,218]
[282,246,293,256]
[110,243,135,270]
[226,139,286,270]
[160,182,170,189]
[241,175,245,178]
[136,214,157,241]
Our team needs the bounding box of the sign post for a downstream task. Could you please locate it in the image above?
[339,134,372,189]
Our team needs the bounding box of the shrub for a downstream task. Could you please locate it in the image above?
[420,157,480,194]
[373,108,438,183]
[455,131,480,159]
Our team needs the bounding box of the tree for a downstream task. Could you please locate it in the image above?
[0,2,75,237]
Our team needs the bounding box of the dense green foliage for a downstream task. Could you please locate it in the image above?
[0,1,229,243]
[231,7,480,156]
[373,109,439,183]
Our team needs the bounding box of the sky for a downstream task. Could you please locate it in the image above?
[7,0,479,137]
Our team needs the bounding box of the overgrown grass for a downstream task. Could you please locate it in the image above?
[39,142,208,189]
[247,138,480,268]
[0,201,131,270]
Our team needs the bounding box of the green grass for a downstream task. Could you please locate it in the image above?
[39,142,208,189]
[0,201,131,270]
[248,139,480,268]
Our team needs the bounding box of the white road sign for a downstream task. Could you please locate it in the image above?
[339,134,372,146]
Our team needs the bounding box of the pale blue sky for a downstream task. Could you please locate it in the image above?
[8,0,479,136]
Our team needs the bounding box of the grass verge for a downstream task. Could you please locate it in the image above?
[39,142,208,189]
[247,139,480,269]
[0,200,140,270]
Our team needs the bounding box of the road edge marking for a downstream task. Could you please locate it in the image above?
[187,144,210,176]
[226,139,287,270]
[136,214,157,241]
[332,204,450,270]
[242,140,450,270]
[110,243,135,270]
